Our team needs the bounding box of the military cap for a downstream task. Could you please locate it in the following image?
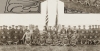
[89,25,91,27]
[83,25,85,27]
[98,25,100,28]
[92,25,94,28]
[92,25,94,27]
[98,25,100,27]
[62,25,64,26]
[74,26,76,27]
[78,25,81,27]
[12,25,14,26]
[9,26,11,28]
[44,26,46,27]
[15,26,18,27]
[19,26,22,27]
[36,25,38,27]
[95,25,97,27]
[25,30,29,32]
[68,25,70,27]
[26,26,28,27]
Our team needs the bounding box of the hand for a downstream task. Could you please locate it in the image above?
[21,38,24,40]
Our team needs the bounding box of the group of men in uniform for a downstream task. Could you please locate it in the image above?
[0,25,100,46]
[0,25,25,45]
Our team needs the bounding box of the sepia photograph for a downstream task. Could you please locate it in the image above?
[0,0,100,51]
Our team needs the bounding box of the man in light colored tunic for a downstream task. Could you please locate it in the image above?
[22,30,32,45]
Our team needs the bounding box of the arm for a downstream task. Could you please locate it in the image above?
[22,33,26,40]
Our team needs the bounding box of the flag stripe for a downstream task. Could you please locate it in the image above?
[45,0,48,27]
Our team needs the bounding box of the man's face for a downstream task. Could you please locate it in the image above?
[62,26,64,28]
[95,25,97,28]
[89,27,91,29]
[68,26,70,29]
[5,27,7,29]
[12,26,14,28]
[16,27,18,29]
[74,26,76,29]
[35,25,38,29]
[92,26,94,28]
[9,27,11,29]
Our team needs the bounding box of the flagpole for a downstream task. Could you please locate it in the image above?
[45,0,48,31]
[55,0,59,35]
[55,0,58,27]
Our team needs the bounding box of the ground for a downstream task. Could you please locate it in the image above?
[0,45,100,51]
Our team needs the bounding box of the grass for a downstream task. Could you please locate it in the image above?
[0,45,100,51]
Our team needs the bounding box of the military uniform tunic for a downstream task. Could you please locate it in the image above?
[67,28,73,45]
[52,29,58,45]
[40,29,47,45]
[60,28,67,45]
[77,28,82,44]
[80,29,86,44]
[32,28,40,45]
[13,29,19,42]
[6,29,12,42]
[71,29,78,45]
[1,29,7,44]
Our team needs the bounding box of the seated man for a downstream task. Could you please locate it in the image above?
[5,0,41,13]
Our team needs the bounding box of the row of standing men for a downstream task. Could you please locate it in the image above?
[22,25,100,46]
[0,25,100,46]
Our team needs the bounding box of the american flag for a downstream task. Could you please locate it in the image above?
[45,0,48,31]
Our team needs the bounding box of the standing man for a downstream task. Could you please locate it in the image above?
[77,25,82,45]
[22,30,32,45]
[34,25,40,45]
[13,26,19,44]
[6,26,12,45]
[71,26,78,46]
[23,26,29,43]
[98,25,100,44]
[93,25,99,45]
[60,25,67,46]
[88,25,91,45]
[0,26,3,44]
[1,25,7,45]
[40,26,47,45]
[88,25,94,45]
[10,25,15,43]
[18,26,24,44]
[91,25,95,45]
[82,25,87,45]
[52,26,58,46]
[67,25,73,46]
[46,26,53,45]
